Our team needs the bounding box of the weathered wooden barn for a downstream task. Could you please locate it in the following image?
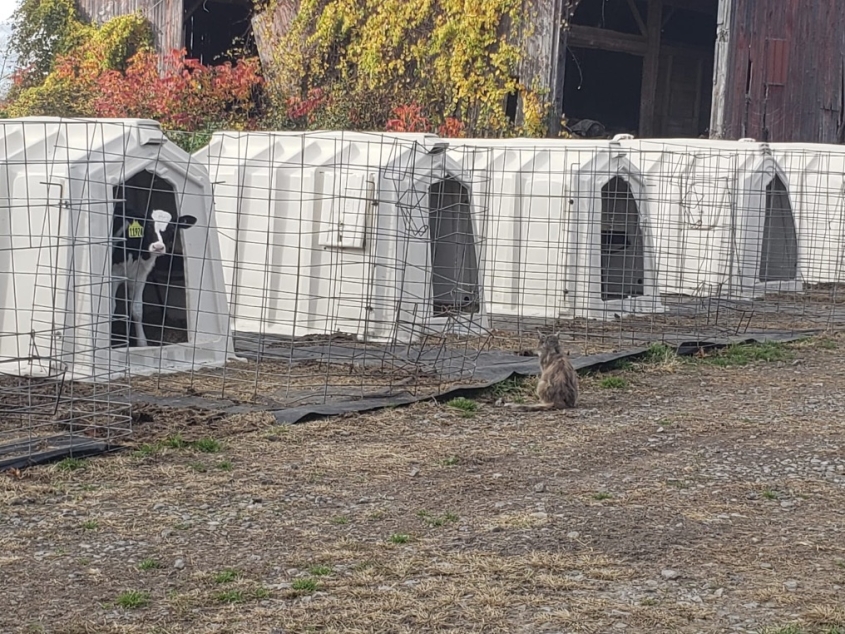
[524,0,845,142]
[75,0,257,67]
[75,0,845,143]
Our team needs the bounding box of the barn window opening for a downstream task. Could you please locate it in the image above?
[759,175,799,283]
[600,176,645,301]
[564,0,718,138]
[429,178,480,315]
[184,0,256,66]
[111,171,189,348]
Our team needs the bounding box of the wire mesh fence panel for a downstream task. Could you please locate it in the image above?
[5,120,845,458]
[186,130,490,411]
[0,118,139,469]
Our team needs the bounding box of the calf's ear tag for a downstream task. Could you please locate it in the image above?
[128,220,143,238]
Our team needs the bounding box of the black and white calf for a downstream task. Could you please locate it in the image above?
[111,206,197,347]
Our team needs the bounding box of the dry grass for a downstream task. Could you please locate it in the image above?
[2,335,845,633]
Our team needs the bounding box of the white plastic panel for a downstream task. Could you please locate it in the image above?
[317,169,371,250]
[197,130,487,343]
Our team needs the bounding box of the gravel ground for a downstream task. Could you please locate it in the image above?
[2,335,845,634]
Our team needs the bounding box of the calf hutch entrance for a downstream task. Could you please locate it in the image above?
[759,175,798,284]
[111,171,190,349]
[600,175,647,302]
[447,137,664,322]
[429,177,481,315]
[195,130,487,344]
[621,138,801,299]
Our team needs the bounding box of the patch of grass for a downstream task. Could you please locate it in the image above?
[193,438,222,454]
[641,342,677,365]
[640,597,659,606]
[491,377,528,398]
[291,578,318,593]
[216,460,233,471]
[607,359,634,372]
[213,569,239,584]
[308,565,332,576]
[331,515,349,525]
[599,376,628,389]
[189,462,208,473]
[658,419,674,427]
[388,533,410,544]
[762,487,781,500]
[702,342,793,367]
[592,491,613,501]
[253,587,271,600]
[441,456,460,466]
[81,520,98,531]
[138,559,161,571]
[56,457,87,472]
[116,591,150,609]
[132,443,160,458]
[816,337,839,350]
[446,397,478,417]
[164,435,188,449]
[214,590,245,604]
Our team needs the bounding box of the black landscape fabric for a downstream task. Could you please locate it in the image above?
[128,330,817,424]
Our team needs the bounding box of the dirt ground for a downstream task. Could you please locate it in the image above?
[2,336,845,634]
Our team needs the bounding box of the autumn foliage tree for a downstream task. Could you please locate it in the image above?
[3,2,263,147]
[94,50,263,131]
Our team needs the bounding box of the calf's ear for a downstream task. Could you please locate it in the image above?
[177,215,198,229]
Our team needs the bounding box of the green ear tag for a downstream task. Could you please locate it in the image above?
[128,220,143,239]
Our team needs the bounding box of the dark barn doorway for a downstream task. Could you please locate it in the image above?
[759,175,799,282]
[184,0,257,66]
[111,171,190,348]
[428,178,481,315]
[600,176,646,301]
[564,0,718,138]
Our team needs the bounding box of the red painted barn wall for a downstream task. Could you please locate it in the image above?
[719,0,845,143]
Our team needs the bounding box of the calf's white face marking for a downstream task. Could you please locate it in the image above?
[148,209,173,255]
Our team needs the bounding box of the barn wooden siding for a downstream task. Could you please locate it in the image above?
[714,0,845,143]
[76,0,184,66]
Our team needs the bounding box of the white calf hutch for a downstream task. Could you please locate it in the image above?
[771,143,845,285]
[0,117,232,381]
[446,137,665,321]
[194,130,488,343]
[620,138,802,298]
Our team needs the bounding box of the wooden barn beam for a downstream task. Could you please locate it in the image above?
[638,0,663,137]
[567,24,712,58]
[625,0,648,37]
[663,0,718,14]
[567,25,648,56]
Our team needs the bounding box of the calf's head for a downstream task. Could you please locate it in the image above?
[114,208,198,261]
